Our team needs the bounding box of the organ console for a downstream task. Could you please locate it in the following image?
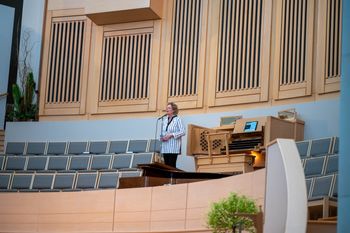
[187,113,304,174]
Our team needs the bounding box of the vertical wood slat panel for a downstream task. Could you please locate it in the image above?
[255,0,262,88]
[47,23,57,103]
[46,18,86,104]
[65,22,72,102]
[279,0,308,86]
[326,0,342,79]
[169,0,202,97]
[70,21,78,102]
[216,0,263,93]
[52,22,61,103]
[99,31,152,102]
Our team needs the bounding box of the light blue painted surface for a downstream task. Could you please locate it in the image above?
[338,0,350,232]
[0,5,15,129]
[18,0,45,86]
[5,99,339,171]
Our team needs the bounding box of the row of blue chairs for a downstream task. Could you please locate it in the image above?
[296,137,338,158]
[0,170,142,192]
[306,174,338,200]
[0,153,158,172]
[2,140,161,155]
[301,154,338,178]
[296,137,339,219]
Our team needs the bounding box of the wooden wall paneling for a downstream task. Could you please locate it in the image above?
[196,0,208,108]
[305,0,314,95]
[272,0,283,100]
[207,0,222,107]
[159,0,174,110]
[39,10,53,116]
[87,23,103,115]
[259,0,272,101]
[79,18,92,114]
[273,0,314,100]
[91,21,160,114]
[317,0,342,94]
[39,9,91,116]
[51,9,85,18]
[164,0,207,110]
[208,0,269,107]
[148,20,161,111]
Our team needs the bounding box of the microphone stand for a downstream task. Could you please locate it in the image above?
[153,115,164,156]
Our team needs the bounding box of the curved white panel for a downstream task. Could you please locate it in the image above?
[264,139,307,233]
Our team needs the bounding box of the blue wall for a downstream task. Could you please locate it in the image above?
[5,98,339,171]
[0,5,15,129]
[338,0,350,231]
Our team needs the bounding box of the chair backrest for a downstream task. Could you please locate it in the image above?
[128,140,148,153]
[325,154,338,175]
[310,175,334,199]
[305,178,312,199]
[47,156,69,171]
[111,154,133,169]
[309,138,332,157]
[89,141,108,154]
[332,174,338,198]
[53,173,75,189]
[98,172,119,189]
[75,172,97,189]
[304,157,326,178]
[0,156,4,170]
[333,137,339,154]
[5,156,27,171]
[148,139,161,153]
[67,142,88,154]
[5,142,26,155]
[47,142,67,155]
[296,140,310,158]
[32,174,54,189]
[90,155,112,170]
[109,141,128,154]
[131,153,154,168]
[69,156,90,171]
[26,156,48,171]
[11,174,33,190]
[26,142,46,155]
[0,173,12,190]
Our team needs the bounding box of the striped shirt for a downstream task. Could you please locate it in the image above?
[160,116,186,154]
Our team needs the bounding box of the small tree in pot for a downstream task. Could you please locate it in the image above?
[207,192,259,233]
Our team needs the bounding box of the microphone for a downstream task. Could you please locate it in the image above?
[157,114,167,120]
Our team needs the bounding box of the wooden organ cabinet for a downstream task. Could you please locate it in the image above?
[187,115,304,174]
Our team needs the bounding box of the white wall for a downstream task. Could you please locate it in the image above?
[5,98,340,171]
[0,5,15,129]
[18,0,45,87]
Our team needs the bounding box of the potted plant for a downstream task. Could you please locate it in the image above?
[6,30,38,121]
[207,192,259,233]
[9,71,37,121]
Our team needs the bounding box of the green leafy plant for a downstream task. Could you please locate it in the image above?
[6,30,38,121]
[207,192,259,233]
[8,71,37,121]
